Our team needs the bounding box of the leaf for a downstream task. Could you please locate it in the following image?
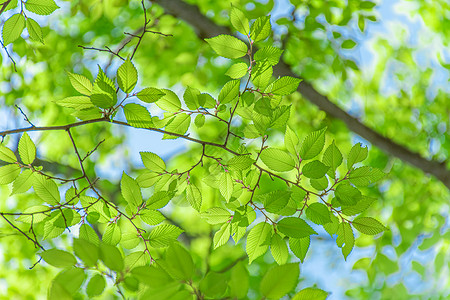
[302,160,329,179]
[102,223,121,246]
[266,76,301,96]
[2,14,25,45]
[342,39,357,49]
[322,141,343,179]
[225,62,248,79]
[25,0,59,15]
[90,92,114,109]
[260,263,300,299]
[277,217,317,238]
[121,172,142,207]
[292,287,329,300]
[250,16,271,42]
[100,243,124,271]
[164,113,191,139]
[67,72,92,96]
[299,127,327,160]
[254,46,283,66]
[336,222,354,259]
[156,89,181,111]
[18,133,36,164]
[26,18,43,43]
[205,34,248,59]
[123,103,153,128]
[73,238,99,267]
[146,191,173,209]
[200,272,228,298]
[352,217,388,235]
[347,143,368,169]
[183,86,201,110]
[246,222,272,263]
[186,183,202,211]
[310,176,328,191]
[140,152,166,172]
[227,155,254,171]
[260,148,295,172]
[53,267,86,295]
[219,172,234,202]
[285,125,299,156]
[194,114,206,128]
[0,145,17,163]
[218,80,240,104]
[306,203,331,225]
[164,243,194,280]
[323,213,340,236]
[86,274,106,297]
[230,6,249,35]
[40,249,76,268]
[117,59,138,93]
[270,233,288,265]
[79,224,100,246]
[140,209,166,225]
[213,222,231,249]
[348,166,386,186]
[55,96,94,110]
[289,236,310,263]
[11,169,34,195]
[137,87,165,103]
[335,183,361,206]
[148,224,183,248]
[0,164,21,185]
[33,175,60,205]
[252,61,273,89]
[361,1,377,9]
[229,262,249,298]
[341,196,376,216]
[200,207,231,224]
[124,251,150,270]
[263,190,291,214]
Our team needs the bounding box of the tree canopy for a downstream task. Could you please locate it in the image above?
[0,0,449,299]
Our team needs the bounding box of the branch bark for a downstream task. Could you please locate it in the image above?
[153,0,450,190]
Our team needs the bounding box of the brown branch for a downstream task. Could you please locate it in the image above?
[152,0,450,190]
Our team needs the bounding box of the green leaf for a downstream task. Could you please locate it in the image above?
[137,87,165,103]
[18,133,36,164]
[73,238,99,267]
[124,251,150,270]
[341,196,376,216]
[0,164,21,185]
[11,169,34,195]
[348,166,386,186]
[292,287,329,300]
[67,72,92,96]
[246,222,272,263]
[34,175,60,205]
[156,89,181,112]
[277,217,317,238]
[342,39,357,49]
[229,262,249,298]
[86,274,106,297]
[219,172,234,202]
[260,263,299,299]
[183,86,201,110]
[352,217,388,235]
[254,46,283,66]
[230,6,249,35]
[213,222,231,249]
[263,190,291,214]
[131,265,173,287]
[200,272,228,298]
[266,76,301,96]
[347,143,368,169]
[361,1,377,9]
[164,243,194,280]
[285,125,299,156]
[260,148,295,172]
[55,96,94,110]
[146,191,173,209]
[225,62,248,79]
[322,141,343,178]
[252,61,273,89]
[306,203,331,225]
[25,0,59,15]
[121,172,142,207]
[227,155,254,171]
[53,267,86,295]
[100,243,124,271]
[302,160,329,179]
[250,16,271,42]
[335,183,361,206]
[310,176,328,191]
[102,223,121,245]
[40,249,76,268]
[140,152,166,172]
[140,209,166,225]
[205,34,248,59]
[79,224,100,246]
[117,59,138,93]
[148,224,183,248]
[0,145,17,163]
[90,92,114,109]
[200,207,231,224]
[323,213,340,236]
[26,18,43,43]
[2,14,25,45]
[194,114,205,128]
[186,183,202,211]
[336,222,354,259]
[164,113,191,139]
[299,127,327,160]
[289,236,310,263]
[123,103,153,128]
[218,80,240,104]
[270,233,288,265]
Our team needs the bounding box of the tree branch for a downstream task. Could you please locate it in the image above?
[152,0,450,190]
